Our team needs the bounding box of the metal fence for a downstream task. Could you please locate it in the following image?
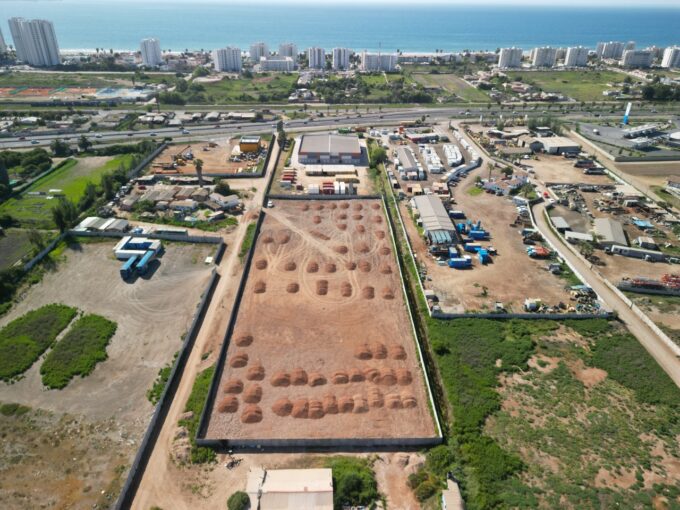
[69,229,223,244]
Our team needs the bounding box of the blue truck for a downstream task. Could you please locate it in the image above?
[448,256,472,269]
[120,255,138,280]
[469,229,490,240]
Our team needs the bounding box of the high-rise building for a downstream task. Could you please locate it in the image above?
[307,47,325,69]
[332,47,351,70]
[278,42,297,58]
[662,47,680,69]
[564,46,589,67]
[598,41,625,59]
[250,42,268,61]
[140,38,163,66]
[8,17,60,67]
[213,47,242,72]
[0,28,6,53]
[531,47,557,68]
[360,52,397,72]
[498,47,523,69]
[621,49,653,69]
[625,41,636,51]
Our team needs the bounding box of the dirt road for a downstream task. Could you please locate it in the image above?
[130,143,280,510]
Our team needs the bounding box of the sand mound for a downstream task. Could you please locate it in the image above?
[316,280,328,296]
[345,261,357,270]
[313,216,322,224]
[332,371,349,384]
[230,352,249,368]
[382,287,395,300]
[337,223,348,231]
[379,264,393,275]
[301,203,310,211]
[379,369,397,386]
[323,394,339,414]
[291,398,309,418]
[340,282,353,297]
[396,369,413,386]
[235,334,253,347]
[276,231,291,244]
[243,384,263,403]
[286,282,299,293]
[380,246,391,256]
[307,261,319,273]
[253,281,266,294]
[353,214,363,221]
[362,286,375,299]
[375,230,386,239]
[371,203,381,210]
[355,344,372,360]
[358,261,371,273]
[255,259,268,270]
[223,378,243,394]
[401,393,417,408]
[334,245,348,254]
[386,393,402,409]
[372,216,383,224]
[371,342,387,359]
[329,203,337,210]
[313,203,324,210]
[308,372,327,387]
[262,234,274,244]
[389,345,407,360]
[338,396,354,413]
[340,202,350,209]
[325,263,337,273]
[368,388,384,408]
[272,398,293,417]
[291,368,308,385]
[338,213,348,220]
[310,231,330,241]
[283,260,296,271]
[356,242,370,253]
[349,368,365,382]
[353,395,369,413]
[309,400,325,419]
[246,363,265,381]
[353,204,363,211]
[364,368,381,383]
[356,225,366,234]
[217,396,239,413]
[271,371,290,387]
[241,405,263,423]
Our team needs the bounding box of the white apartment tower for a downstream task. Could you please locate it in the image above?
[360,52,397,72]
[213,47,242,72]
[0,28,6,53]
[140,38,163,67]
[531,47,557,68]
[332,47,351,70]
[307,47,325,69]
[278,42,297,58]
[598,41,625,59]
[621,49,654,68]
[564,46,589,67]
[661,47,680,69]
[250,42,268,61]
[8,18,60,67]
[498,47,523,69]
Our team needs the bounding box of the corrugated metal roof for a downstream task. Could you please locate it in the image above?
[594,218,628,246]
[247,468,333,510]
[299,134,361,155]
[397,146,418,170]
[413,195,454,234]
[551,216,570,230]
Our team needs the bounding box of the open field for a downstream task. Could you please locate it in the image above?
[410,73,490,102]
[204,198,437,443]
[199,74,297,104]
[0,229,34,270]
[528,154,614,186]
[506,70,626,102]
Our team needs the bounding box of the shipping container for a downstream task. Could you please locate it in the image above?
[120,255,138,280]
[136,250,156,275]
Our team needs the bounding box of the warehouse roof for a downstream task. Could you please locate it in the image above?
[565,230,594,242]
[413,195,455,234]
[594,217,628,246]
[551,216,570,230]
[397,146,418,170]
[540,136,580,151]
[247,468,333,510]
[240,135,261,144]
[299,133,361,155]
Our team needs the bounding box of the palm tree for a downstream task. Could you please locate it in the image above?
[193,158,204,188]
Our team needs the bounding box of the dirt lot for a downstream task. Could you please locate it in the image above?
[0,241,215,509]
[151,138,268,176]
[529,154,614,186]
[204,198,437,442]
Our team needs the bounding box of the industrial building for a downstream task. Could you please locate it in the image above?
[594,218,628,247]
[249,42,268,61]
[74,216,130,233]
[564,46,589,67]
[621,49,654,68]
[212,46,242,72]
[298,133,362,164]
[113,237,163,279]
[498,47,523,69]
[332,47,351,70]
[531,47,557,68]
[535,136,580,155]
[140,38,163,67]
[662,46,680,69]
[412,194,456,246]
[396,146,419,173]
[278,42,297,58]
[259,56,295,72]
[9,17,60,67]
[307,46,325,69]
[360,51,397,72]
[246,468,333,510]
[239,135,262,153]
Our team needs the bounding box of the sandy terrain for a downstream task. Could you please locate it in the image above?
[529,154,614,186]
[204,198,437,442]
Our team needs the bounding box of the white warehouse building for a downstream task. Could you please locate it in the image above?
[498,47,523,69]
[308,46,325,69]
[332,47,351,70]
[360,51,397,72]
[9,17,61,67]
[212,46,242,72]
[564,46,589,67]
[140,37,163,67]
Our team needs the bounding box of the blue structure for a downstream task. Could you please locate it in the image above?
[464,243,482,253]
[120,255,138,280]
[469,230,490,240]
[136,250,156,275]
[448,256,472,269]
[478,249,491,264]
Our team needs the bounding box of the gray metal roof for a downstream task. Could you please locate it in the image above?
[397,146,418,170]
[594,217,628,246]
[413,195,454,234]
[299,134,361,155]
[551,216,570,230]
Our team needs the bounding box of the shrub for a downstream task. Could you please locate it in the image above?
[326,457,379,510]
[227,491,250,510]
[0,402,30,416]
[178,365,216,464]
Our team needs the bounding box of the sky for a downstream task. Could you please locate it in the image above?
[103,0,680,5]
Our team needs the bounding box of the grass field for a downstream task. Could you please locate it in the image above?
[0,304,77,381]
[410,72,490,102]
[178,365,216,464]
[0,229,34,270]
[40,314,117,389]
[199,74,297,103]
[506,70,626,102]
[0,71,177,89]
[0,155,134,228]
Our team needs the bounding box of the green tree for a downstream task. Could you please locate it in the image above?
[193,158,204,187]
[369,145,387,166]
[226,491,250,510]
[214,180,231,196]
[79,181,98,210]
[0,163,9,188]
[27,229,45,252]
[51,197,78,232]
[50,139,71,157]
[100,173,116,200]
[78,135,92,152]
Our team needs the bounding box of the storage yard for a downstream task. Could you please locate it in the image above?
[203,198,438,444]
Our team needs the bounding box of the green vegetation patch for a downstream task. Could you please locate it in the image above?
[40,314,117,389]
[325,456,380,510]
[506,70,626,102]
[239,221,257,261]
[178,365,216,464]
[0,402,31,417]
[0,304,77,381]
[147,351,178,405]
[198,73,298,104]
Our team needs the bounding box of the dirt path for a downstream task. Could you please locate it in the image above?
[130,143,279,510]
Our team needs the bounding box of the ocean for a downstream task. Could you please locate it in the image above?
[1,1,679,53]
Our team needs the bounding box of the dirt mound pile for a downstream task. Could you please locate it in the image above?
[372,216,383,224]
[262,234,274,244]
[345,261,357,270]
[353,203,363,211]
[371,203,381,210]
[276,231,291,244]
[292,398,309,418]
[235,334,253,347]
[334,245,348,254]
[309,400,325,419]
[329,203,338,210]
[247,363,265,381]
[362,286,375,299]
[356,225,366,234]
[301,204,310,211]
[340,202,350,209]
[308,372,326,387]
[241,405,263,423]
[375,230,386,239]
[337,223,348,231]
[386,393,402,409]
[356,242,370,253]
[283,261,296,271]
[401,393,417,408]
[253,281,266,294]
[325,263,337,273]
[286,283,299,293]
[354,344,372,360]
[368,388,384,408]
[389,345,407,360]
[332,371,349,384]
[349,368,365,382]
[307,261,319,273]
[358,261,371,273]
[223,378,243,394]
[230,352,249,368]
[243,384,263,403]
[382,287,395,300]
[340,282,353,297]
[271,371,291,387]
[255,259,268,270]
[323,394,338,414]
[272,398,293,417]
[371,342,387,359]
[217,396,239,413]
[313,203,324,210]
[291,368,308,385]
[316,280,328,296]
[353,395,369,413]
[379,264,392,275]
[379,368,397,386]
[364,368,380,383]
[396,369,413,385]
[338,396,354,413]
[313,216,322,224]
[338,213,348,220]
[380,246,391,256]
[310,231,330,241]
[353,214,363,221]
